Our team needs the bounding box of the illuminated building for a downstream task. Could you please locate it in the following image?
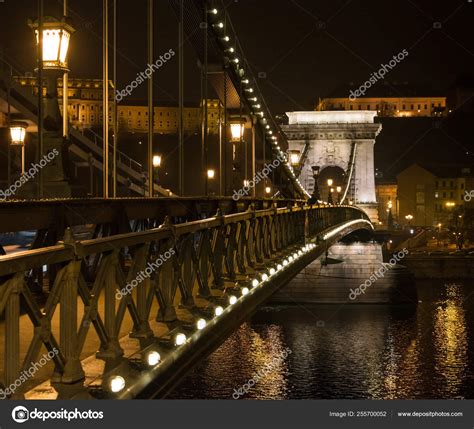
[14,76,222,134]
[397,164,473,226]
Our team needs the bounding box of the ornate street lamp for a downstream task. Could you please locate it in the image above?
[230,122,244,142]
[28,16,75,130]
[327,179,334,205]
[336,186,342,204]
[10,121,28,175]
[289,150,300,166]
[207,169,215,179]
[10,122,28,146]
[151,154,162,195]
[152,155,162,168]
[265,186,271,195]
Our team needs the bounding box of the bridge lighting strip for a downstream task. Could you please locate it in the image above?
[248,242,317,290]
[209,8,309,199]
[322,219,373,240]
[106,241,320,394]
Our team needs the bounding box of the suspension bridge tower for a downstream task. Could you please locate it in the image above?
[282,111,382,223]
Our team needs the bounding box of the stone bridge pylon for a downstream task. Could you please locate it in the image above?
[282,111,382,223]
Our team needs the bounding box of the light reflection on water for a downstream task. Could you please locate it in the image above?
[169,280,474,399]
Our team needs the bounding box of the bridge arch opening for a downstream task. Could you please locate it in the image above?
[318,166,346,202]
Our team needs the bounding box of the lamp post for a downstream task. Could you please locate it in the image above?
[336,186,342,205]
[29,16,75,130]
[327,178,333,204]
[386,200,394,229]
[207,168,215,195]
[229,120,244,193]
[152,154,161,195]
[28,14,75,198]
[405,214,413,226]
[10,122,28,175]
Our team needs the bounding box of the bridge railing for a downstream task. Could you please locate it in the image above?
[0,204,368,398]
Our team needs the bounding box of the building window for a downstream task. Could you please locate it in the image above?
[435,181,438,188]
[443,192,446,198]
[411,104,414,110]
[424,104,427,110]
[435,192,439,198]
[367,104,370,109]
[450,180,454,188]
[442,181,446,187]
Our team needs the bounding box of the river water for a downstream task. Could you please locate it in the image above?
[170,279,474,399]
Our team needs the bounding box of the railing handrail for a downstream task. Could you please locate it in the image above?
[0,205,368,277]
[80,128,143,171]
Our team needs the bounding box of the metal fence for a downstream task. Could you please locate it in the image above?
[0,204,369,398]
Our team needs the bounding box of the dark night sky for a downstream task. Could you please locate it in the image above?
[1,0,474,176]
[1,0,473,111]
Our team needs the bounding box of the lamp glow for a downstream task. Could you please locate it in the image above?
[277,264,283,270]
[251,279,259,288]
[146,351,161,366]
[289,150,300,166]
[261,273,268,281]
[269,268,276,275]
[230,122,244,142]
[109,375,126,393]
[207,169,215,179]
[229,295,237,305]
[152,154,162,167]
[175,333,187,346]
[214,306,224,316]
[29,17,75,71]
[10,122,28,146]
[196,319,207,330]
[241,287,249,296]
